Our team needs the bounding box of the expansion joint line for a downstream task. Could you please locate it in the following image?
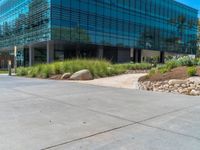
[41,122,136,150]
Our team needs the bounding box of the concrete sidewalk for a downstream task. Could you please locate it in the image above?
[0,75,200,150]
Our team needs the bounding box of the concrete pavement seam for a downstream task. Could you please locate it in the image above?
[14,88,200,125]
[13,88,136,123]
[136,103,200,123]
[41,122,136,150]
[14,87,200,148]
[42,121,200,150]
[137,122,200,141]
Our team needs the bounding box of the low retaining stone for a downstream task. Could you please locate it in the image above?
[61,73,71,80]
[138,78,200,96]
[69,69,93,80]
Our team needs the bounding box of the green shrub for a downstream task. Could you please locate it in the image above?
[187,67,197,77]
[153,60,179,74]
[165,60,179,70]
[197,58,200,66]
[148,68,157,77]
[159,67,169,74]
[146,56,200,77]
[176,56,197,66]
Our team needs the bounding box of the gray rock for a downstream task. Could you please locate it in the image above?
[187,87,193,91]
[168,79,186,85]
[61,73,71,80]
[153,88,159,91]
[139,79,200,96]
[70,69,93,80]
[190,84,196,89]
[174,84,180,88]
[181,84,187,88]
[164,84,169,88]
[190,90,200,96]
[49,75,62,80]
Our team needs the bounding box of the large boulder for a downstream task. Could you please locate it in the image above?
[61,73,71,80]
[70,69,93,80]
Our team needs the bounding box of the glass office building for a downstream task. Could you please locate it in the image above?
[0,0,198,66]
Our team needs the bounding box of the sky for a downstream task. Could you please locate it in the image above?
[176,0,200,17]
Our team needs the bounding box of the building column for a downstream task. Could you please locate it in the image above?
[47,41,54,63]
[97,46,104,59]
[160,51,165,63]
[133,49,142,63]
[29,45,34,66]
[130,48,134,61]
[14,46,17,73]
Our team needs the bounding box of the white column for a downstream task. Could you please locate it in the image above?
[130,48,134,58]
[29,45,34,66]
[14,46,17,73]
[97,46,104,59]
[47,41,54,63]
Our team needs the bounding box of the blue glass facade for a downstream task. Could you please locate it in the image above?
[0,0,198,65]
[51,0,198,54]
[0,0,51,49]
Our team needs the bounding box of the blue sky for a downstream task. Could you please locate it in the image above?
[176,0,200,17]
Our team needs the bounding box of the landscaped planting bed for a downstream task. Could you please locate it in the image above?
[139,56,200,96]
[16,59,152,79]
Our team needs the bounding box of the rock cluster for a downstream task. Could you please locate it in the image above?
[138,78,200,96]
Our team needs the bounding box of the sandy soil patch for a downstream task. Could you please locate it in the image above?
[69,73,147,89]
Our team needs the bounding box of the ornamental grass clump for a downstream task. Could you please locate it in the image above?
[16,67,28,76]
[39,65,53,78]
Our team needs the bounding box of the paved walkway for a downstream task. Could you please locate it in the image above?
[0,75,200,150]
[70,73,146,89]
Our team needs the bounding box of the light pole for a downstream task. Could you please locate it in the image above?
[8,60,11,76]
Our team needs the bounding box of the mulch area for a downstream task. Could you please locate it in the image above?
[139,66,200,82]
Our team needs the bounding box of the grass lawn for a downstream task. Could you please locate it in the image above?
[0,70,8,74]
